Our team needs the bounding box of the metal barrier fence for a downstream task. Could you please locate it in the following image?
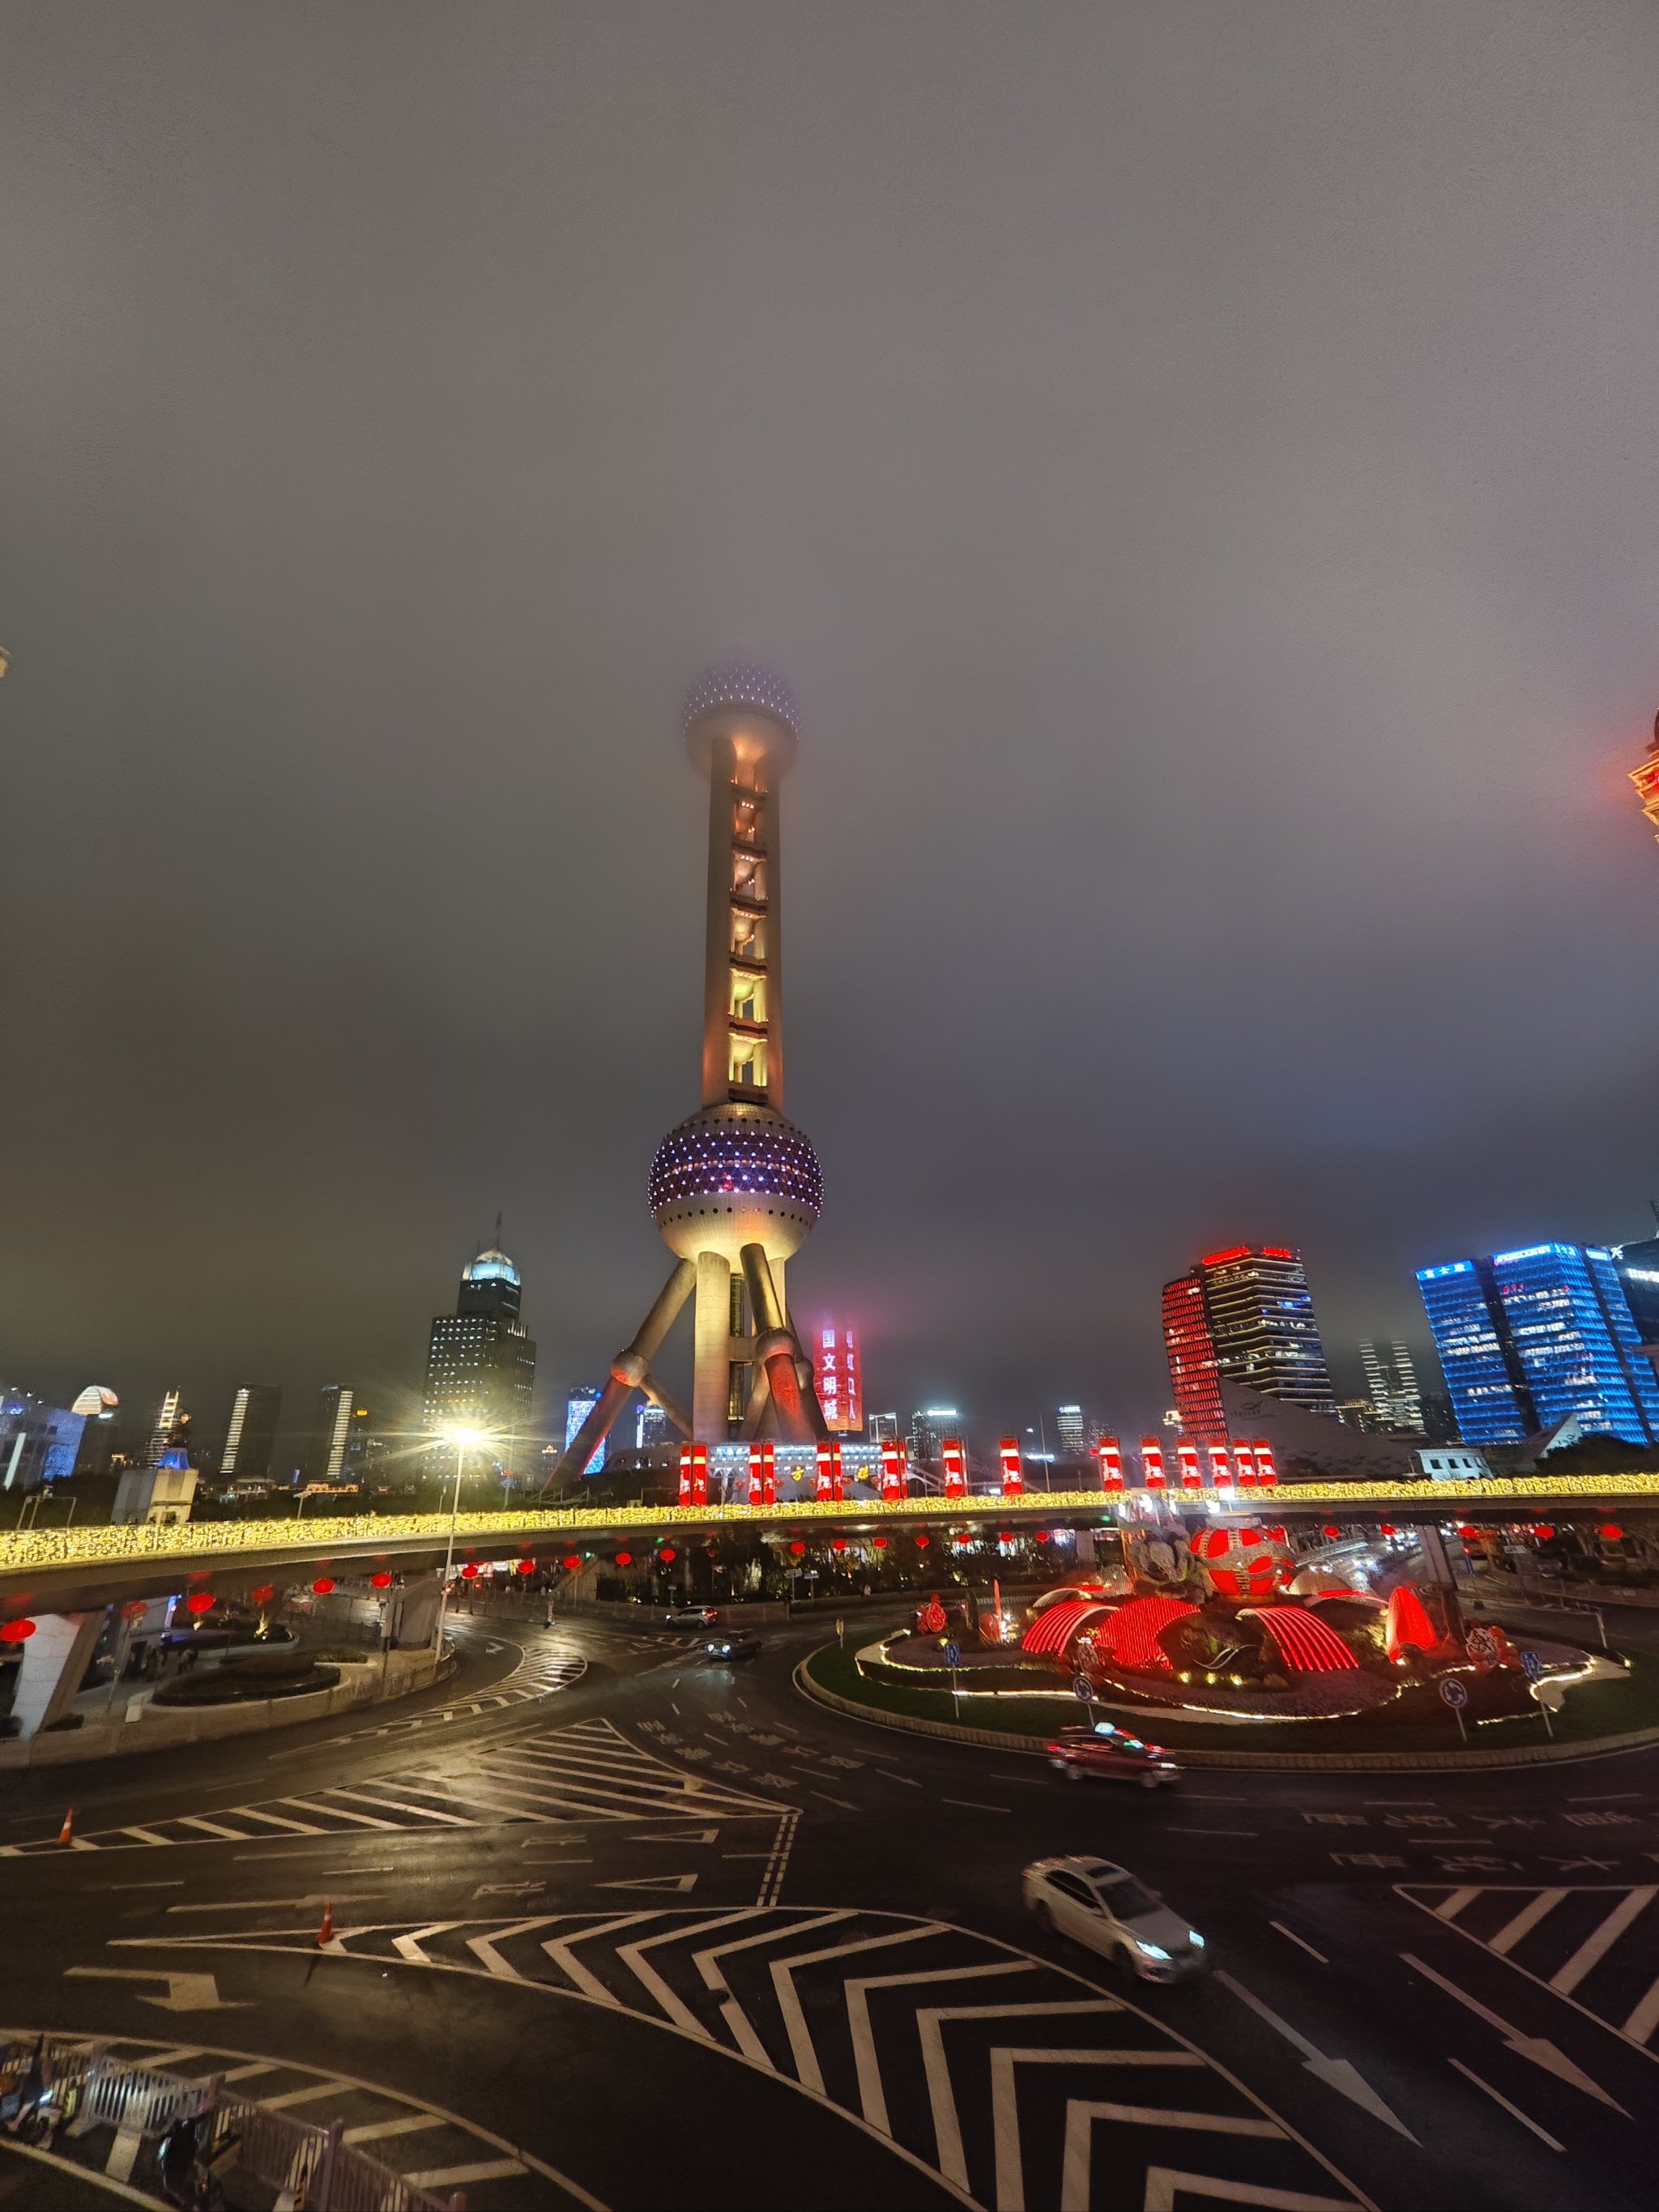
[2,2035,458,2210]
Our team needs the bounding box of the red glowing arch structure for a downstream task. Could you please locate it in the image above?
[1384,1583,1439,1660]
[1241,1605,1358,1674]
[1021,1599,1114,1659]
[1094,1595,1198,1673]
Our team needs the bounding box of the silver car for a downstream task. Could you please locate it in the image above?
[1021,1854,1207,1984]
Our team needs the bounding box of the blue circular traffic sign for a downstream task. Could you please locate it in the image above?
[944,1641,961,1668]
[1520,1649,1544,1681]
[1439,1676,1469,1709]
[1073,1672,1094,1701]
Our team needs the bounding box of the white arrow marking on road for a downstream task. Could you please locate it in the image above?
[1401,1953,1629,2112]
[471,1882,547,1900]
[65,1967,249,2012]
[595,1873,699,1893]
[1215,1972,1417,2140]
[631,1829,720,1844]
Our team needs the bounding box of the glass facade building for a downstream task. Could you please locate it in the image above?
[1163,1244,1334,1444]
[1418,1244,1659,1447]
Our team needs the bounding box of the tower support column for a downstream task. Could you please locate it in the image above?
[693,1250,734,1443]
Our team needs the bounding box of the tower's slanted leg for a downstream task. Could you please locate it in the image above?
[546,1259,697,1486]
[693,1251,733,1443]
[739,1241,829,1446]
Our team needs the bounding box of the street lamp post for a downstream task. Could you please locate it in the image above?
[435,1426,484,1656]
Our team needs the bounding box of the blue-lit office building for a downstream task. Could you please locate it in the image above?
[1418,1244,1659,1448]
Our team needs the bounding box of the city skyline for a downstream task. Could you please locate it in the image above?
[3,9,1657,1457]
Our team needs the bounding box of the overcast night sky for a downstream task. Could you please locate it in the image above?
[2,4,1657,1460]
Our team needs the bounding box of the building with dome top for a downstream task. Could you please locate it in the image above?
[421,1231,537,1472]
[550,663,833,1480]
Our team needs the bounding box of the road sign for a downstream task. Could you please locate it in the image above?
[944,1641,961,1668]
[1073,1671,1094,1701]
[1465,1626,1498,1664]
[1520,1649,1544,1681]
[1439,1676,1469,1710]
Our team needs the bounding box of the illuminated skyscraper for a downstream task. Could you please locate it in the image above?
[1418,1244,1659,1447]
[1163,1246,1334,1443]
[1358,1342,1423,1434]
[220,1385,281,1480]
[421,1242,538,1460]
[1631,713,1659,842]
[552,667,830,1479]
[814,1321,863,1434]
[1055,1404,1086,1458]
[565,1387,607,1475]
[1614,1224,1659,1345]
[305,1387,368,1484]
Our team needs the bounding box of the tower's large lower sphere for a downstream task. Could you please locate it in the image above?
[650,1102,821,1266]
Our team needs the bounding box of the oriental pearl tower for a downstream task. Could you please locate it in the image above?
[549,667,828,1482]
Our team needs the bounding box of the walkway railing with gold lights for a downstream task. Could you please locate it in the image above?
[5,1473,1659,1583]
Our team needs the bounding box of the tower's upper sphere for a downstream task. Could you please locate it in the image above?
[684,663,800,778]
[650,1101,821,1266]
[464,1248,520,1288]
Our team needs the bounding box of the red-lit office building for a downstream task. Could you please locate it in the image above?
[1632,714,1659,843]
[1162,1245,1336,1444]
[813,1321,864,1434]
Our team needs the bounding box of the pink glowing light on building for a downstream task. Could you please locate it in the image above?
[813,1319,863,1435]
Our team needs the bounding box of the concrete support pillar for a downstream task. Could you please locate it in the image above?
[14,1609,104,1738]
[693,1250,733,1443]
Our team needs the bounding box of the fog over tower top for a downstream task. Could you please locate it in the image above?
[683,663,800,777]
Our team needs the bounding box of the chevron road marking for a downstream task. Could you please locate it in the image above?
[540,1912,662,2001]
[692,1912,852,2067]
[918,1999,1124,2196]
[996,2047,1211,2209]
[848,1960,1037,2133]
[616,1910,766,2038]
[770,1923,945,2094]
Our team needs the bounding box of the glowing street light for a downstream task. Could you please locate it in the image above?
[435,1424,490,1650]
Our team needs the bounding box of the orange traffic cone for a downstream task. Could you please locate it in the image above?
[56,1808,75,1847]
[314,1899,334,1948]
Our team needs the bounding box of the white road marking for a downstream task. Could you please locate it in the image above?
[1490,1890,1567,1954]
[92,1882,184,1892]
[1447,2057,1565,2151]
[1401,1952,1628,2110]
[341,2113,446,2145]
[845,1959,1034,2132]
[691,1911,851,2067]
[404,2160,527,2189]
[1550,1888,1655,1995]
[1214,1973,1416,2139]
[1271,1924,1329,1966]
[772,1924,943,2093]
[541,1912,661,2001]
[941,1799,1009,1813]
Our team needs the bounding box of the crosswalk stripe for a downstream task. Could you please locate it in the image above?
[1491,1890,1567,1954]
[173,1817,250,1839]
[331,1787,476,1826]
[1550,1888,1656,1996]
[1433,1887,1479,1921]
[232,1809,319,1835]
[1623,1971,1659,2045]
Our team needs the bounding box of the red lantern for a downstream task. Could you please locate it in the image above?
[1456,1525,1478,1542]
[249,1585,275,1605]
[460,1563,479,1579]
[872,1535,888,1549]
[615,1551,633,1567]
[1380,1523,1397,1536]
[831,1538,847,1553]
[516,1558,535,1577]
[1531,1524,1555,1542]
[370,1571,393,1590]
[1034,1529,1049,1542]
[999,1532,1013,1544]
[122,1599,147,1622]
[659,1547,677,1564]
[1600,1524,1625,1541]
[789,1541,806,1557]
[914,1533,930,1549]
[562,1554,581,1571]
[185,1592,215,1615]
[311,1578,335,1596]
[0,1618,36,1643]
